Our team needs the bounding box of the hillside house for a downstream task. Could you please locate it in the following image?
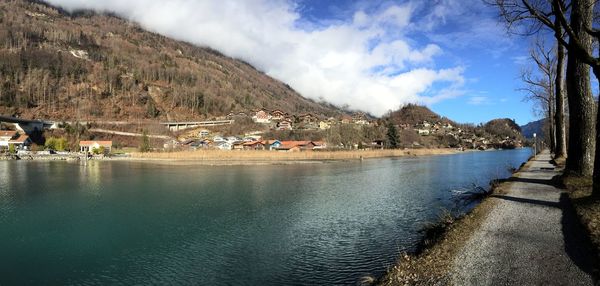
[319,121,331,130]
[270,110,287,120]
[252,110,272,124]
[80,141,112,154]
[417,129,430,136]
[277,120,293,130]
[352,112,368,124]
[299,113,317,124]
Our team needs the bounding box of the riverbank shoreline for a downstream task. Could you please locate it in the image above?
[376,154,535,285]
[1,148,463,165]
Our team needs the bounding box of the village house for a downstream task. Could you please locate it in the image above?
[270,110,287,121]
[319,121,331,130]
[352,112,369,124]
[0,130,18,149]
[0,131,31,151]
[277,119,293,130]
[8,134,31,150]
[198,129,210,138]
[417,129,430,136]
[80,141,112,154]
[298,113,317,124]
[262,140,282,150]
[276,141,318,152]
[213,136,226,143]
[215,141,232,150]
[243,141,266,150]
[252,110,272,124]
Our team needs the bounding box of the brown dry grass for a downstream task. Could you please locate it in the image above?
[129,148,457,162]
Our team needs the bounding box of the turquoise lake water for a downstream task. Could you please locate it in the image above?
[0,148,532,285]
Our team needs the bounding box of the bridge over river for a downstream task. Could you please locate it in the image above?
[0,115,57,133]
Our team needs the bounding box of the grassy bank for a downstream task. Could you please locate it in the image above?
[128,148,457,162]
[376,158,533,285]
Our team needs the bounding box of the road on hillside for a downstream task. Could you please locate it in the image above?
[89,128,172,139]
[451,150,596,285]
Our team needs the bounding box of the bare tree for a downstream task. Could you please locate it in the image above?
[489,0,594,178]
[519,38,556,150]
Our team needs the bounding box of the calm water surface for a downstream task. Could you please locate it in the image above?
[0,149,531,285]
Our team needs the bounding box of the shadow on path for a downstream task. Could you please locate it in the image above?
[490,194,560,208]
[496,176,557,187]
[560,193,599,282]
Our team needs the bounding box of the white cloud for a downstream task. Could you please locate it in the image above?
[44,0,466,116]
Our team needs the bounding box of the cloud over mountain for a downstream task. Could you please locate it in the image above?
[44,0,466,116]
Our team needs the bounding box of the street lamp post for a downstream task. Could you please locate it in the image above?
[533,133,537,157]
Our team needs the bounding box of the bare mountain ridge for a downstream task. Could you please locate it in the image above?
[0,0,342,122]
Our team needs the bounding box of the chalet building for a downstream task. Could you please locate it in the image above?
[299,113,317,124]
[252,110,272,124]
[319,121,331,130]
[80,141,112,154]
[352,112,368,124]
[270,110,287,120]
[277,120,293,130]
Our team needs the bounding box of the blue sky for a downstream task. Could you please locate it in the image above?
[294,0,536,125]
[47,0,538,125]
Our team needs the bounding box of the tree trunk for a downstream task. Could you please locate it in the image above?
[565,0,596,177]
[593,66,600,196]
[548,101,555,153]
[554,32,567,159]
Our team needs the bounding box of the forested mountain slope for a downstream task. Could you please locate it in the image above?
[0,0,341,121]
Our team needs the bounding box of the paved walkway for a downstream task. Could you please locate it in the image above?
[450,151,596,285]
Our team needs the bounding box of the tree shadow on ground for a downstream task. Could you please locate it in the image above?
[560,193,599,282]
[490,194,560,208]
[496,176,557,187]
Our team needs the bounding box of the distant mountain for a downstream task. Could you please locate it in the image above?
[385,104,455,126]
[484,118,523,139]
[0,0,342,122]
[520,119,545,139]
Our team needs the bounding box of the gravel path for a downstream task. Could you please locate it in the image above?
[450,151,596,285]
